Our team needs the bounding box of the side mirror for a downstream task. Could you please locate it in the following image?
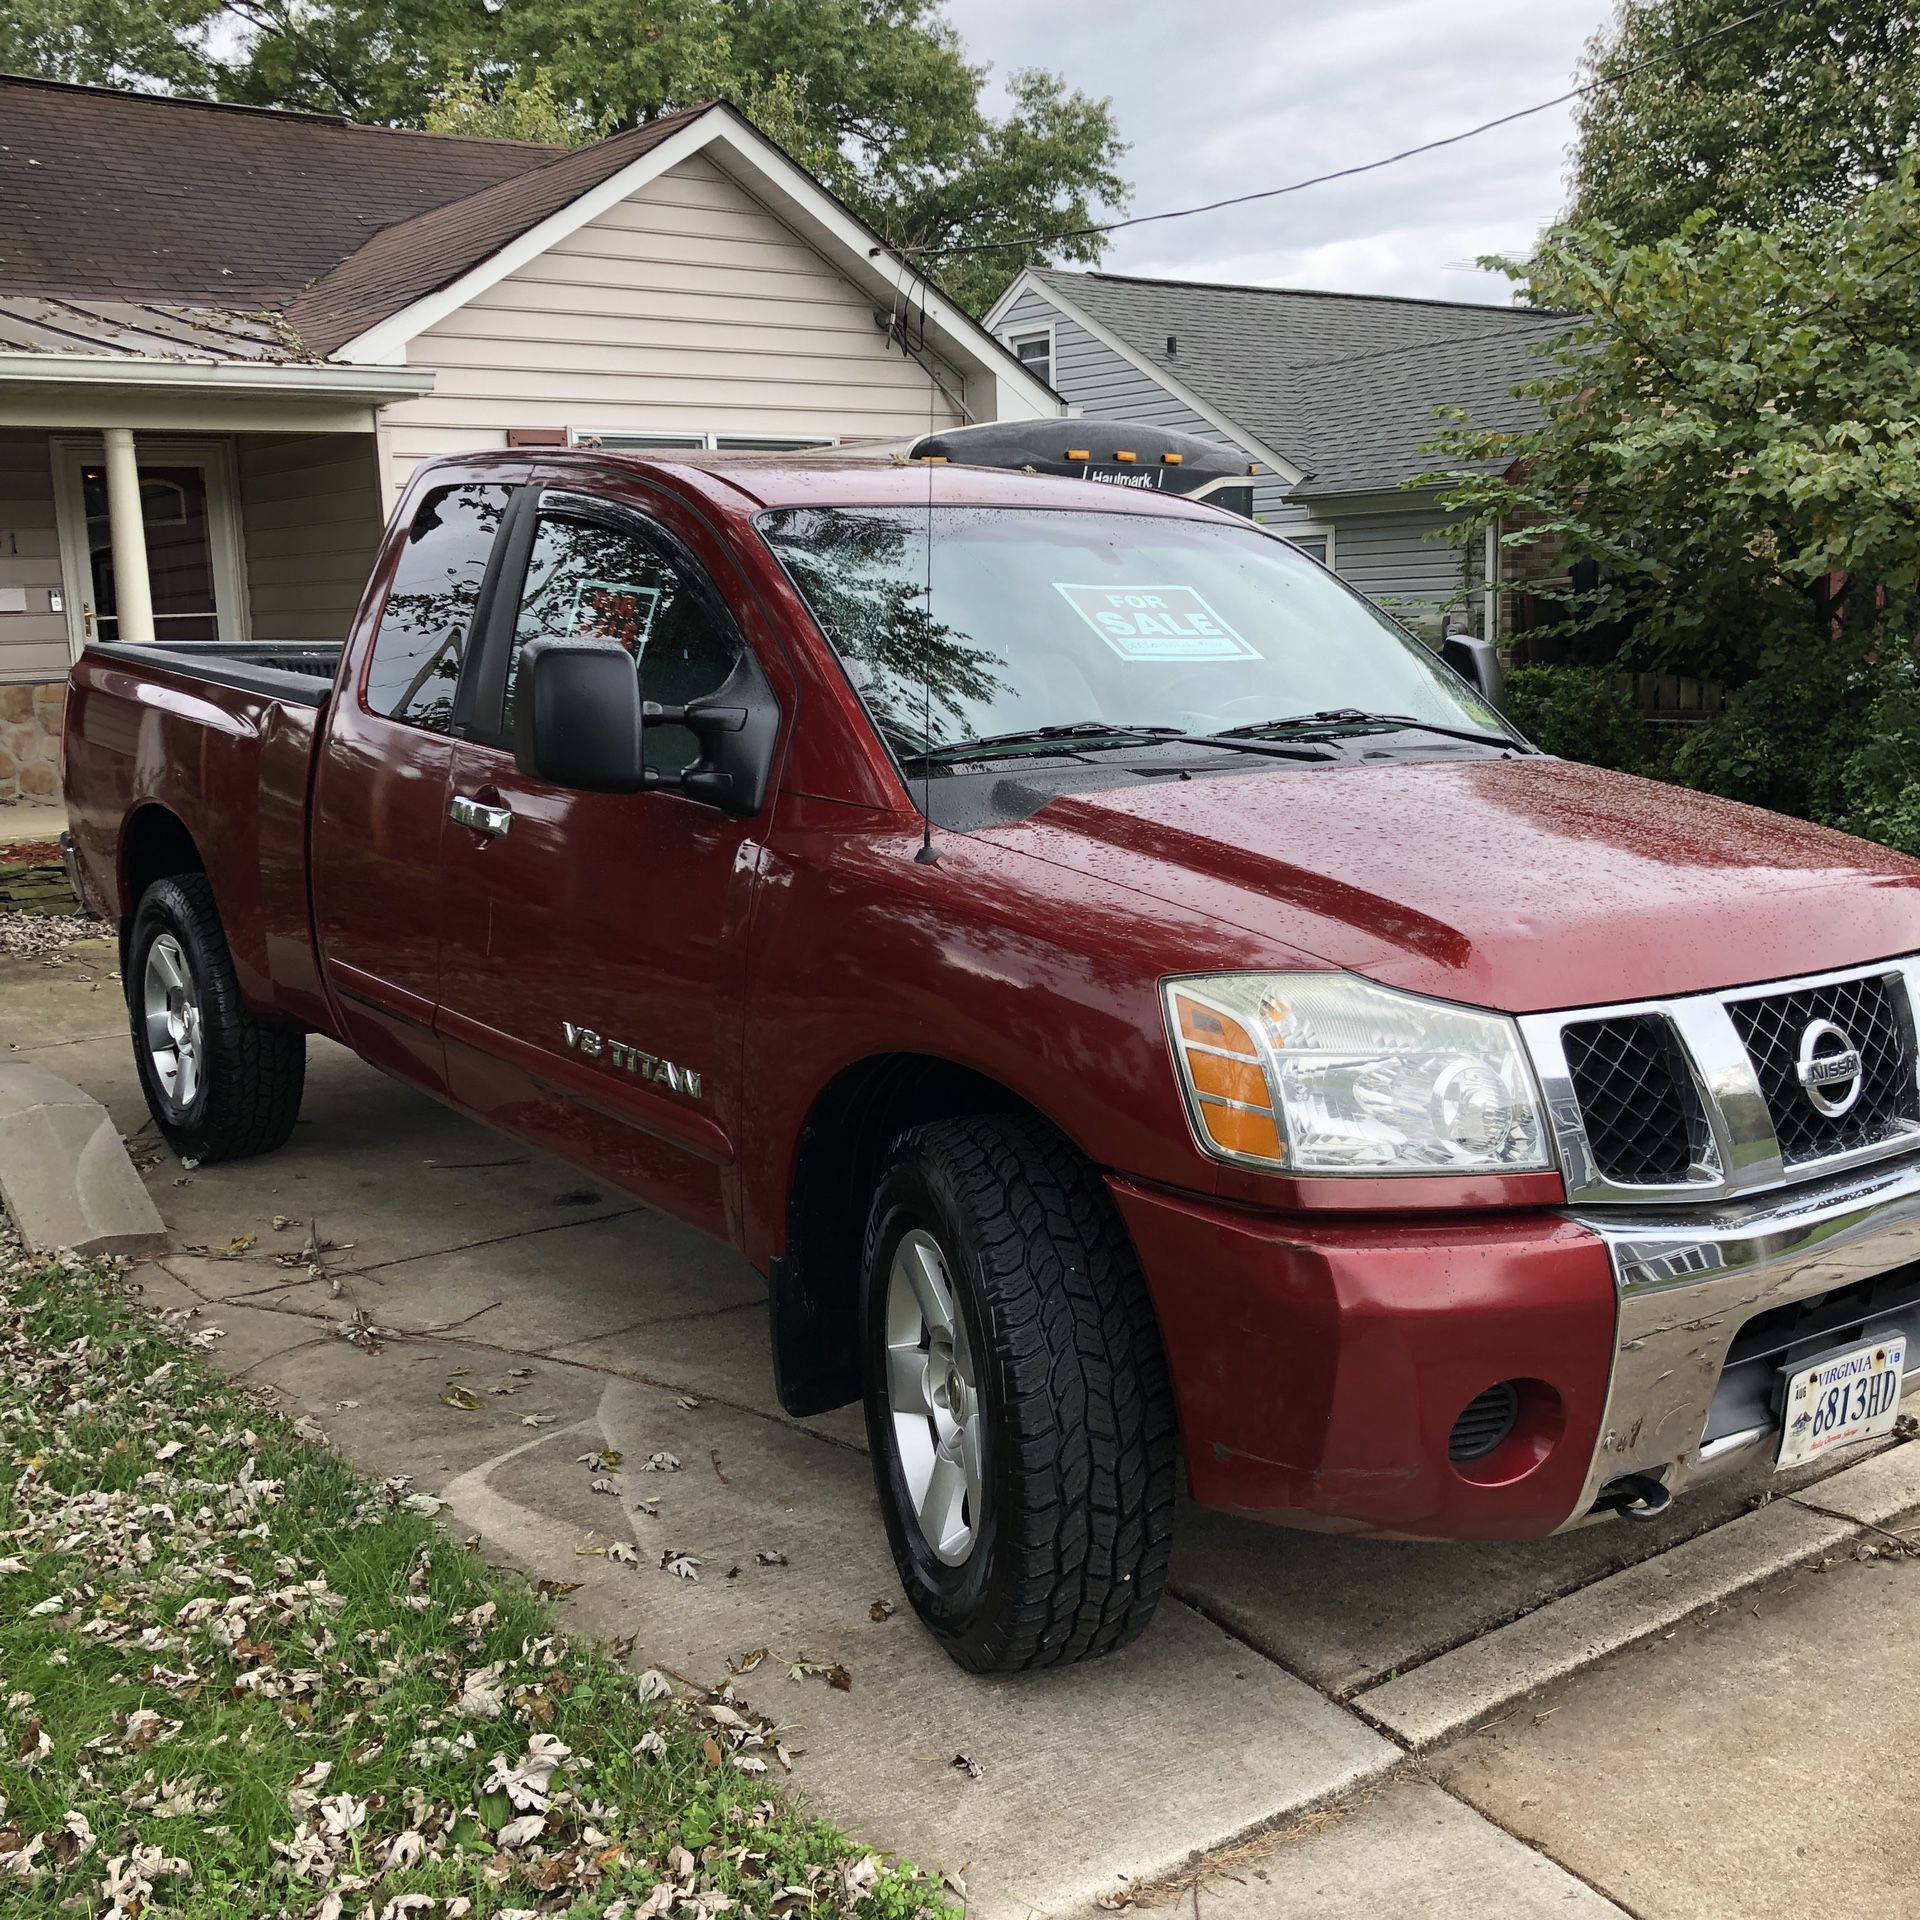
[512,638,647,792]
[1440,633,1505,713]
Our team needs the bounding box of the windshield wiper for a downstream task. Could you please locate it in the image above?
[905,722,1189,764]
[1212,709,1517,749]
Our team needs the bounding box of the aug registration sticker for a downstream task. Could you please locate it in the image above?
[1054,583,1259,662]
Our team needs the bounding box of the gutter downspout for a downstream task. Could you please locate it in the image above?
[1482,518,1499,645]
[102,427,155,644]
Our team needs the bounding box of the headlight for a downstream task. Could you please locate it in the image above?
[1163,972,1550,1175]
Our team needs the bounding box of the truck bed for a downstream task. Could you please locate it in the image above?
[63,638,342,1037]
[85,639,343,705]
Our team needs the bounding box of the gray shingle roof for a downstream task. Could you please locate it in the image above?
[0,79,711,365]
[1034,269,1571,497]
[0,75,560,310]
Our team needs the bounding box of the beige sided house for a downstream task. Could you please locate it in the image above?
[0,77,1057,802]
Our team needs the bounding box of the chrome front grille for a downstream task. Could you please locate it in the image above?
[1522,957,1920,1205]
[1560,1014,1714,1186]
[1727,973,1918,1165]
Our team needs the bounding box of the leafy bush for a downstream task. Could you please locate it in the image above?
[1502,666,1649,773]
[1503,656,1920,866]
[1835,671,1920,856]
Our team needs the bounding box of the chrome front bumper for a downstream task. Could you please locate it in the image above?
[1565,1152,1920,1524]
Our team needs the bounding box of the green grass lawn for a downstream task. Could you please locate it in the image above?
[0,1240,949,1919]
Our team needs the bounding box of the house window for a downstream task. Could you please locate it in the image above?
[571,431,837,452]
[573,432,706,451]
[1005,328,1053,388]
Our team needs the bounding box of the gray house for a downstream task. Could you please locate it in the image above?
[985,268,1568,641]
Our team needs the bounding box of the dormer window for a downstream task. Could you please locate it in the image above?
[1006,327,1053,388]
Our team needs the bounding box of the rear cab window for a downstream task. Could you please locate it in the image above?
[365,484,512,731]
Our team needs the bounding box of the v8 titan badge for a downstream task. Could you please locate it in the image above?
[1054,582,1260,662]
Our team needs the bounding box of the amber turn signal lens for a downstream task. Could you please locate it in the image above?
[1170,990,1285,1165]
[1199,1103,1284,1162]
[1185,1049,1269,1106]
[1174,992,1257,1056]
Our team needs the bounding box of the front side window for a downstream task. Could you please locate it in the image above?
[759,504,1510,761]
[502,514,743,774]
[365,484,510,730]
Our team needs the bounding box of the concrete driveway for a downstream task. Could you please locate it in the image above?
[11,932,1920,1918]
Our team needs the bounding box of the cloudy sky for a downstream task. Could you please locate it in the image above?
[946,0,1617,303]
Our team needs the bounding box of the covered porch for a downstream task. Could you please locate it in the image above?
[0,346,429,804]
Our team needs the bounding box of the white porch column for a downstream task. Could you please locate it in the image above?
[101,426,156,644]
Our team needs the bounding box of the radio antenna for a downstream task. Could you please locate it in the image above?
[911,258,939,866]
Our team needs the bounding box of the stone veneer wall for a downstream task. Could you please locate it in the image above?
[0,682,65,803]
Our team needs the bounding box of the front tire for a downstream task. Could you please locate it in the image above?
[861,1115,1178,1672]
[127,874,305,1164]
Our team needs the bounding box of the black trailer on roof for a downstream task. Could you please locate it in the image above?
[904,420,1261,514]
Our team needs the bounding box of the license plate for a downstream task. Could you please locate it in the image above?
[1778,1335,1908,1470]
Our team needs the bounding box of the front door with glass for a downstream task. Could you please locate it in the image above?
[51,439,247,653]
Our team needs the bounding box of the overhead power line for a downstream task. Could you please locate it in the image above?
[890,0,1799,260]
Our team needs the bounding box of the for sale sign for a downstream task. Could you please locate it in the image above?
[1053,582,1259,662]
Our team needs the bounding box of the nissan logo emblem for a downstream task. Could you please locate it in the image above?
[1796,1018,1865,1118]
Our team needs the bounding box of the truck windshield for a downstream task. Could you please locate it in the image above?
[758,504,1511,762]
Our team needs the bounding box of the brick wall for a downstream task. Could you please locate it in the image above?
[0,681,64,802]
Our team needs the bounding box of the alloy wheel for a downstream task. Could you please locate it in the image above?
[142,932,203,1112]
[883,1228,983,1566]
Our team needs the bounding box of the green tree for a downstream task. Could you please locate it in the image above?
[0,0,218,92]
[5,0,1126,312]
[1569,0,1920,243]
[1422,162,1920,836]
[423,65,605,145]
[1429,162,1920,685]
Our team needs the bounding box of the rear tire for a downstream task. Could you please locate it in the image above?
[861,1114,1178,1672]
[127,874,305,1164]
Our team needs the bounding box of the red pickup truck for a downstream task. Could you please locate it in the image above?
[62,442,1920,1674]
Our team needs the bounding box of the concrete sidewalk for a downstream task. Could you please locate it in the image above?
[9,933,1920,1917]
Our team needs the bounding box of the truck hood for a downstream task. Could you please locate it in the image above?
[994,755,1920,1014]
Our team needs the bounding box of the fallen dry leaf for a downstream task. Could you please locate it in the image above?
[788,1658,851,1692]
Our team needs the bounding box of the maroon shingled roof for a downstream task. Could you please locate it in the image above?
[284,107,709,356]
[0,74,562,309]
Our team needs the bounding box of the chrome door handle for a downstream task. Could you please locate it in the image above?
[449,794,512,838]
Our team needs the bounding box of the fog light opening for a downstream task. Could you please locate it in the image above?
[1449,1377,1566,1486]
[1449,1381,1520,1462]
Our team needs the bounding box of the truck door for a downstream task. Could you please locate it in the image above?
[311,478,515,1094]
[434,492,765,1237]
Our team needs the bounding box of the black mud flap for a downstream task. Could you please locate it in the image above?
[767,1252,862,1418]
